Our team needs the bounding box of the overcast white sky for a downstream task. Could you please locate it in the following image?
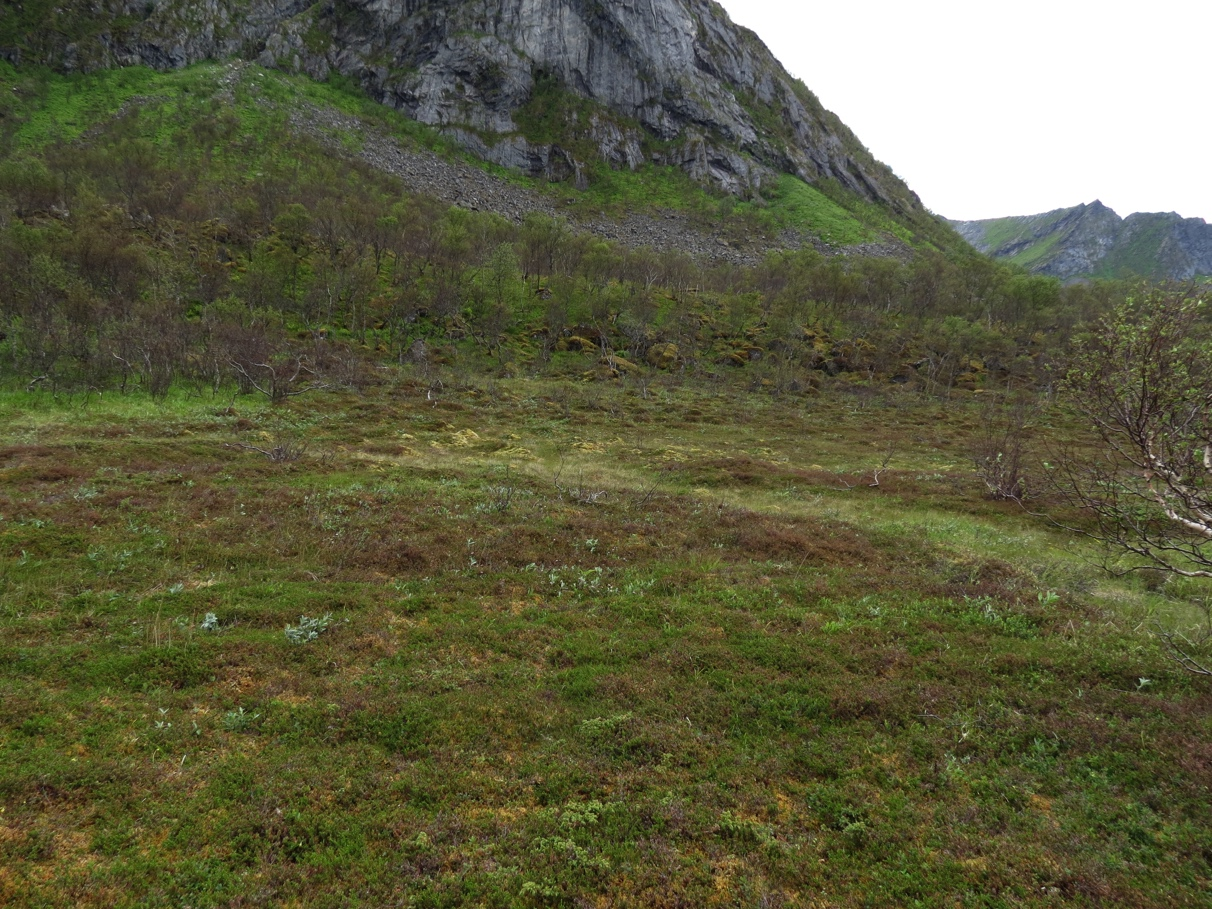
[716,0,1212,223]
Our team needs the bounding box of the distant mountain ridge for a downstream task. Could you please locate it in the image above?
[952,202,1212,281]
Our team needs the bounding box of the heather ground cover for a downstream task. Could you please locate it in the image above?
[2,375,1208,908]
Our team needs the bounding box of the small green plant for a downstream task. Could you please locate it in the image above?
[718,811,777,847]
[200,612,220,631]
[840,818,870,847]
[222,706,261,731]
[285,613,332,643]
[558,799,607,829]
[579,712,632,741]
[475,471,526,513]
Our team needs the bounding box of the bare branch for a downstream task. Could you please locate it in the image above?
[229,353,329,404]
[869,445,895,488]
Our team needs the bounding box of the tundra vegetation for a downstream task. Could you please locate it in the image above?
[0,61,1210,908]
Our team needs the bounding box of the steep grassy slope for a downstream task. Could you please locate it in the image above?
[1097,214,1176,280]
[0,61,451,169]
[0,0,969,254]
[0,58,968,270]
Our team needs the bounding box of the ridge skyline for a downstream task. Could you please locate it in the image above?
[717,0,1212,225]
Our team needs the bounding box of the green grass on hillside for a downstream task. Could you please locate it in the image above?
[748,176,874,246]
[0,61,454,156]
[561,166,911,252]
[0,57,971,259]
[2,63,166,145]
[1008,228,1064,270]
[569,163,721,218]
[965,211,1076,264]
[1095,217,1171,280]
[976,216,1044,255]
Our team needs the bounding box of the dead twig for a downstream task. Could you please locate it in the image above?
[226,434,308,463]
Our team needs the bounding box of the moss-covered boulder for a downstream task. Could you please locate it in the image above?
[646,342,680,369]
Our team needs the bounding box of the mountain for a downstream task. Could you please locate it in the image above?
[0,0,930,225]
[952,202,1212,281]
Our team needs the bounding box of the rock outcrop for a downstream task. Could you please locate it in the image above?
[1,0,923,213]
[285,90,812,267]
[953,202,1212,281]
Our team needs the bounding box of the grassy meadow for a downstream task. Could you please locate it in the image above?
[1,373,1209,908]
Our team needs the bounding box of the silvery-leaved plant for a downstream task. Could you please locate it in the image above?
[285,613,332,644]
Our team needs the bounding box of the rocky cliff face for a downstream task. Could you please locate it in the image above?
[953,202,1212,281]
[0,0,923,212]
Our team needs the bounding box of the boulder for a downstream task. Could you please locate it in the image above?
[646,342,680,369]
